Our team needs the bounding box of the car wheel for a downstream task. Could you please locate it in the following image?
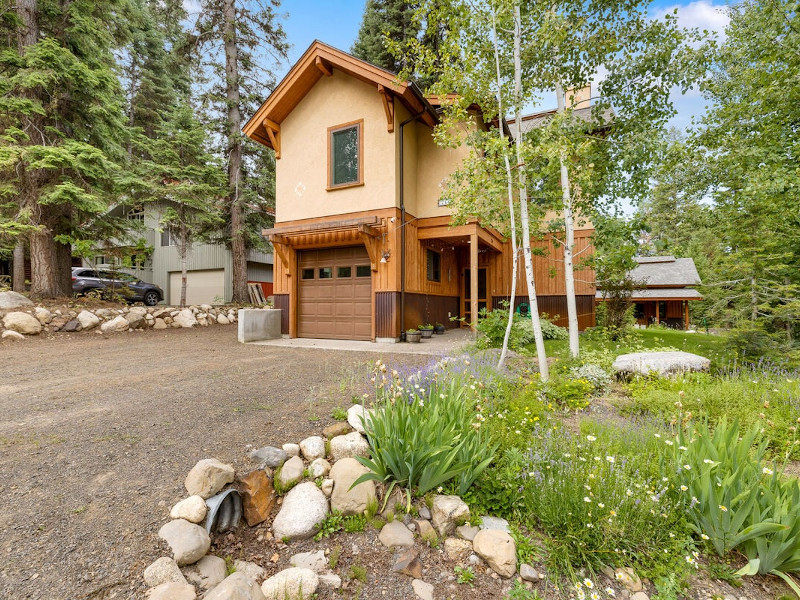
[143,291,160,306]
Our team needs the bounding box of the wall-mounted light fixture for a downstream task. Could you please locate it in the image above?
[380,250,391,263]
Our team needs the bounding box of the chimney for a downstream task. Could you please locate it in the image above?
[566,84,591,109]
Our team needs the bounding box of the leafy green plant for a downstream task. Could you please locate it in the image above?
[331,406,348,421]
[454,565,475,585]
[569,364,612,395]
[343,514,367,533]
[544,377,593,410]
[505,580,542,600]
[314,511,344,541]
[475,303,567,351]
[348,564,367,582]
[353,364,497,511]
[328,545,341,569]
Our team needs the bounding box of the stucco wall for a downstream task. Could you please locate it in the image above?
[276,71,397,222]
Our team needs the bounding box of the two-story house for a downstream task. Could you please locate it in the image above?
[244,41,595,342]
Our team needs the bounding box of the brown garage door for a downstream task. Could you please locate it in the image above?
[298,246,372,340]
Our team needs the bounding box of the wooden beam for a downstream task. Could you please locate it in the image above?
[263,216,379,237]
[262,117,280,132]
[360,232,380,271]
[377,85,395,133]
[358,223,380,238]
[270,234,291,272]
[265,126,280,159]
[315,56,333,77]
[417,224,475,240]
[470,233,478,338]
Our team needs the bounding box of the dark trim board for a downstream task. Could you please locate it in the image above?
[273,294,290,334]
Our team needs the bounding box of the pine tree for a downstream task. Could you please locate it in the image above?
[352,0,418,72]
[142,101,226,307]
[187,0,287,303]
[0,0,130,297]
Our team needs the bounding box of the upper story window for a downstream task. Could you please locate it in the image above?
[328,120,363,189]
[126,205,145,221]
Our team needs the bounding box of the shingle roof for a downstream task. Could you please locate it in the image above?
[630,256,701,287]
[596,288,703,301]
[508,106,614,139]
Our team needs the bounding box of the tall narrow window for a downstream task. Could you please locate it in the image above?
[328,120,363,189]
[426,249,441,282]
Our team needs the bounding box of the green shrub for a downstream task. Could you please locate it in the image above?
[354,361,498,511]
[475,303,567,351]
[569,364,612,395]
[544,377,593,410]
[462,447,527,519]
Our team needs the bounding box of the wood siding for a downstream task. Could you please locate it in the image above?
[274,294,290,334]
[492,294,596,330]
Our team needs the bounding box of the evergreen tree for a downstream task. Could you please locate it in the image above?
[142,101,226,307]
[0,0,130,297]
[187,0,287,303]
[352,0,417,72]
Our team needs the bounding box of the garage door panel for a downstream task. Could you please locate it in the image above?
[169,269,224,306]
[298,246,371,341]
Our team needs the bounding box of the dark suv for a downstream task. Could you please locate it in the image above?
[71,267,163,306]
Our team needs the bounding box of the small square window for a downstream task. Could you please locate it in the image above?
[319,267,333,279]
[301,268,315,280]
[328,121,363,189]
[426,249,441,282]
[337,266,352,278]
[356,265,371,277]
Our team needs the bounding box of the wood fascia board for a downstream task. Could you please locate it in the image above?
[417,224,475,240]
[358,223,380,238]
[377,85,395,133]
[263,215,379,237]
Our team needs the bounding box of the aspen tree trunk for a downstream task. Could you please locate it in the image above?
[514,2,549,380]
[180,216,188,308]
[12,242,25,291]
[223,0,247,303]
[555,82,580,357]
[751,276,758,321]
[489,5,518,369]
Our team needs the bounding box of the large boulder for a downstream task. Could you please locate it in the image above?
[185,458,235,499]
[144,557,187,587]
[205,572,266,600]
[271,482,328,541]
[612,351,710,377]
[329,432,370,461]
[126,308,147,329]
[174,309,198,328]
[2,312,41,335]
[472,529,517,577]
[0,291,33,309]
[158,519,211,566]
[431,495,470,537]
[77,310,100,331]
[100,315,129,334]
[260,568,318,600]
[329,458,376,516]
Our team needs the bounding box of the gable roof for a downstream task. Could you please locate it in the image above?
[630,256,701,288]
[243,41,438,150]
[507,105,614,139]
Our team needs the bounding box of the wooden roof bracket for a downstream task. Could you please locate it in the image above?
[377,85,395,133]
[315,56,333,77]
[270,234,291,272]
[262,118,281,159]
[358,224,381,271]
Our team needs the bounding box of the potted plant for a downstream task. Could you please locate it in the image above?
[434,322,445,335]
[418,324,434,339]
[406,328,421,343]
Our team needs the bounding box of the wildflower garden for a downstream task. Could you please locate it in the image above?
[350,318,800,599]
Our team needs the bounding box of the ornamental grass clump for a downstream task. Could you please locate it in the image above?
[518,422,693,579]
[353,359,498,511]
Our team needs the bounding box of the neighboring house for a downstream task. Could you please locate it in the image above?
[596,256,702,330]
[244,41,595,342]
[83,203,273,306]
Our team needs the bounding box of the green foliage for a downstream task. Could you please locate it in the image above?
[328,545,341,569]
[543,378,593,410]
[313,511,344,541]
[569,364,612,395]
[476,304,567,351]
[462,447,526,519]
[510,526,542,566]
[505,580,542,600]
[343,514,367,534]
[354,361,497,509]
[331,407,348,421]
[348,564,367,582]
[454,565,475,585]
[518,421,693,579]
[725,324,793,366]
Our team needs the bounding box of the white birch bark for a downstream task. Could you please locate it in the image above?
[489,5,518,369]
[514,2,549,380]
[555,81,580,357]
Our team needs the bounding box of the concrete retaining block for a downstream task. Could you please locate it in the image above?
[238,309,281,343]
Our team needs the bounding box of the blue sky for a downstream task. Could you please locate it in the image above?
[277,0,731,132]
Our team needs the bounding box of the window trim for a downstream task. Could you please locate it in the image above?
[327,119,364,191]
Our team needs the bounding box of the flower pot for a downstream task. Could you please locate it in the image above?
[434,325,445,335]
[419,327,433,339]
[406,331,421,343]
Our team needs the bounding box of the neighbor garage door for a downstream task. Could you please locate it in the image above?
[298,246,372,340]
[169,269,225,306]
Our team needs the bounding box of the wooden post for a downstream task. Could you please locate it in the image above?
[470,233,478,337]
[684,300,689,331]
[655,302,660,325]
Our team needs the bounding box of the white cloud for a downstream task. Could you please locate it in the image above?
[656,1,730,37]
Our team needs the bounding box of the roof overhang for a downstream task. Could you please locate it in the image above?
[595,288,704,302]
[243,41,439,152]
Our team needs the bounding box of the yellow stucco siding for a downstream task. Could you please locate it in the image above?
[276,71,397,222]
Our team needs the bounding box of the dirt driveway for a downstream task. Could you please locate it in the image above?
[0,326,427,600]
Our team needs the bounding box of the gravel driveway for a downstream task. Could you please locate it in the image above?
[0,326,428,599]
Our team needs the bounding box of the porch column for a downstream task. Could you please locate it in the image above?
[684,300,690,331]
[470,233,478,337]
[655,302,660,325]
